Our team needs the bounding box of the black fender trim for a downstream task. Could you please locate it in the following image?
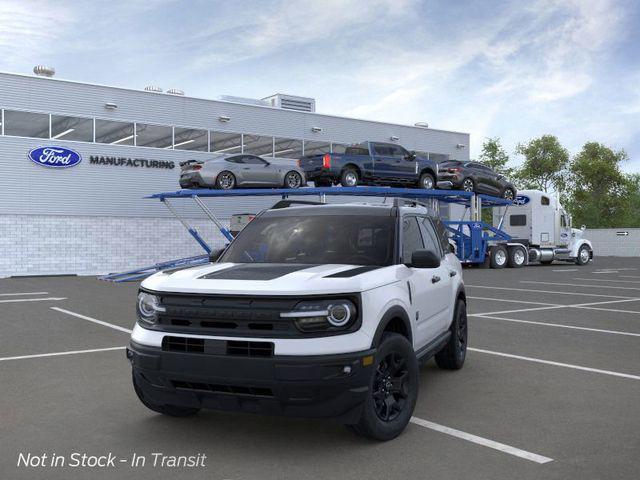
[371,305,412,348]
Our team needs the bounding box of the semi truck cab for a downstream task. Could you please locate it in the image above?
[495,189,593,265]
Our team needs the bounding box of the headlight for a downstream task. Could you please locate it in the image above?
[136,292,165,326]
[280,299,357,332]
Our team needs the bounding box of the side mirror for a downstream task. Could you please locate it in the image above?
[405,151,416,161]
[209,248,224,263]
[406,250,441,269]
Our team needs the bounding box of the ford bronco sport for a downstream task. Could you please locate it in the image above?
[128,200,467,440]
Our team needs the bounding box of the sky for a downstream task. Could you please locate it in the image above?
[1,0,639,171]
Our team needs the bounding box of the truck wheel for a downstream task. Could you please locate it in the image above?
[347,333,418,441]
[132,373,200,417]
[340,168,359,187]
[575,245,591,265]
[489,245,508,269]
[435,298,467,370]
[507,246,526,268]
[216,171,236,190]
[418,172,435,189]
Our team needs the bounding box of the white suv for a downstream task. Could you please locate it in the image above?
[128,201,467,440]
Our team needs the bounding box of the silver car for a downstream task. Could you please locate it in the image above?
[179,154,307,190]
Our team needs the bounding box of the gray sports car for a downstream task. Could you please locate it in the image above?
[179,154,307,190]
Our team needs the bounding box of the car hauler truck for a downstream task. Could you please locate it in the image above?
[490,189,593,268]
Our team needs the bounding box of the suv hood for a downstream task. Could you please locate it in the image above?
[141,262,402,295]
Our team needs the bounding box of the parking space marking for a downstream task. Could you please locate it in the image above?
[467,296,559,307]
[621,275,640,279]
[409,417,553,464]
[0,292,49,296]
[470,314,640,337]
[466,284,635,299]
[51,307,132,334]
[472,298,640,317]
[0,346,125,362]
[552,269,578,272]
[0,297,66,304]
[573,278,640,284]
[468,348,640,381]
[521,281,640,292]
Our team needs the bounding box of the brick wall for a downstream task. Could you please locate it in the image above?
[583,228,640,257]
[0,215,230,278]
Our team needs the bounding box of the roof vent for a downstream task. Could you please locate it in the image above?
[33,65,55,77]
[414,122,429,128]
[144,85,163,93]
[262,94,316,112]
[167,88,185,96]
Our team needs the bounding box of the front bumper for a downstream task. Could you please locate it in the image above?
[128,341,376,423]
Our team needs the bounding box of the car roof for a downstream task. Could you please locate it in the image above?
[262,202,436,218]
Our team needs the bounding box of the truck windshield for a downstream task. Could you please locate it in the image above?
[220,215,395,266]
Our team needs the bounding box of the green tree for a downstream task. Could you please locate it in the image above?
[515,135,569,192]
[478,137,514,177]
[566,142,633,228]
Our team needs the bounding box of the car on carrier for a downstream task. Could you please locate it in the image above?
[437,160,517,200]
[128,200,467,440]
[298,141,439,189]
[179,154,306,190]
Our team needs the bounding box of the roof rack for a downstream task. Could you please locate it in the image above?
[270,199,324,209]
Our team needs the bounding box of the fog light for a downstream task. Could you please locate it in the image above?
[362,355,374,366]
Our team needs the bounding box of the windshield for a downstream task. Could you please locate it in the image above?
[220,214,396,266]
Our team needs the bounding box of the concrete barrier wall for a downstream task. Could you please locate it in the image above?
[583,228,640,257]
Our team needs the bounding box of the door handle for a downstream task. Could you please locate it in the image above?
[449,270,457,277]
[431,275,441,284]
[242,167,250,170]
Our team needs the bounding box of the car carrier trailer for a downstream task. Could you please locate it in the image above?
[100,186,591,282]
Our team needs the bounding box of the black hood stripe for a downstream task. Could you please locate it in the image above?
[323,266,381,278]
[199,264,317,281]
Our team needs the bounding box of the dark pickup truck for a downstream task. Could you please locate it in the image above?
[298,141,439,189]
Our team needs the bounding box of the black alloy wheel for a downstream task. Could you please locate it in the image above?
[503,188,515,200]
[285,171,302,189]
[372,352,410,422]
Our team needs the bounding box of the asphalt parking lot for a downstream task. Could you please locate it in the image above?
[1,257,639,480]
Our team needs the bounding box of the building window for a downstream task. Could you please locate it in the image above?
[243,134,274,156]
[51,115,93,142]
[331,143,348,154]
[173,127,208,151]
[303,140,331,156]
[135,123,172,149]
[95,119,135,145]
[3,110,49,138]
[210,131,242,154]
[274,137,303,159]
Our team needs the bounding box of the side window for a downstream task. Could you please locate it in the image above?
[225,156,242,163]
[541,196,550,206]
[373,144,391,156]
[418,217,442,257]
[389,145,406,158]
[243,155,267,165]
[510,215,527,226]
[430,217,451,253]
[402,217,424,264]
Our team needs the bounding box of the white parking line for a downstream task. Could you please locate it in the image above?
[468,347,640,381]
[0,292,49,296]
[470,314,640,337]
[0,346,125,362]
[521,281,640,292]
[466,285,635,299]
[473,298,640,317]
[0,297,67,304]
[410,417,553,464]
[573,278,640,284]
[552,269,578,272]
[51,307,132,334]
[621,275,640,279]
[467,296,559,307]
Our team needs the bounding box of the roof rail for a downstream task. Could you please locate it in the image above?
[271,199,324,209]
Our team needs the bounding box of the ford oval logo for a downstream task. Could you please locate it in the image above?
[514,195,530,206]
[28,146,82,168]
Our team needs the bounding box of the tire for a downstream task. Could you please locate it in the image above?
[489,245,508,269]
[340,168,359,187]
[575,245,591,265]
[507,246,526,268]
[348,333,418,441]
[461,178,475,192]
[435,299,467,370]
[502,187,515,201]
[216,171,236,190]
[284,171,303,189]
[132,373,200,417]
[540,260,554,265]
[418,172,435,190]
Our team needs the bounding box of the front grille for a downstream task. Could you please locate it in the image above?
[162,336,274,357]
[171,380,274,397]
